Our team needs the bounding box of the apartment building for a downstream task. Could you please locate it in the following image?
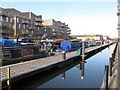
[0,7,44,39]
[0,8,71,40]
[118,0,120,40]
[42,19,71,40]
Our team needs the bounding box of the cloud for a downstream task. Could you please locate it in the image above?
[60,15,118,38]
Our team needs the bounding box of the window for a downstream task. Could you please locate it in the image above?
[23,24,25,29]
[0,22,2,25]
[30,21,33,24]
[6,17,9,22]
[10,18,13,22]
[26,25,28,28]
[19,24,21,28]
[45,29,46,32]
[31,31,33,34]
[38,27,39,30]
[0,16,3,21]
[17,17,19,22]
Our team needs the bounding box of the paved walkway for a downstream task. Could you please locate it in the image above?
[101,43,118,89]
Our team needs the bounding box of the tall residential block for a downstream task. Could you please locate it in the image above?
[118,0,120,39]
[0,8,71,40]
[0,7,44,40]
[42,19,71,40]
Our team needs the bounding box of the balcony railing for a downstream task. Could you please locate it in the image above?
[0,22,13,28]
[29,27,34,30]
[35,18,43,22]
[117,12,120,16]
[35,23,43,26]
[0,12,9,16]
[22,20,29,24]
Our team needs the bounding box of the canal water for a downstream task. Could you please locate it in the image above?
[32,44,115,88]
[11,44,115,89]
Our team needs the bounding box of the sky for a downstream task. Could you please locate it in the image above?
[1,0,118,38]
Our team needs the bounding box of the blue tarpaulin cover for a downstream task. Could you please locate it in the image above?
[0,38,17,47]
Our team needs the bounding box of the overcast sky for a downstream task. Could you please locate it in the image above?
[1,1,118,38]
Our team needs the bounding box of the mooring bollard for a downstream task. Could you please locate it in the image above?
[109,58,113,76]
[62,51,66,60]
[105,65,109,90]
[7,67,11,90]
[112,53,115,62]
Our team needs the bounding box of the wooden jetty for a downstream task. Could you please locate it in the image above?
[0,43,113,89]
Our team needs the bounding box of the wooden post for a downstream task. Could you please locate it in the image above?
[81,40,86,60]
[7,67,11,90]
[105,65,109,90]
[62,51,66,60]
[82,41,85,57]
[109,58,113,76]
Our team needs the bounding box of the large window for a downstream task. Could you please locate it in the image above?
[10,18,13,23]
[26,25,28,28]
[0,16,3,21]
[17,17,19,22]
[0,22,2,25]
[23,24,25,29]
[6,17,9,22]
[19,24,21,28]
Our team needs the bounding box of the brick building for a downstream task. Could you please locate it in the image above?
[42,19,71,40]
[0,8,71,40]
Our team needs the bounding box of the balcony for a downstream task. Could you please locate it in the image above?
[0,12,8,17]
[59,25,65,28]
[52,30,58,33]
[22,20,29,24]
[29,27,34,30]
[68,29,71,32]
[66,32,71,35]
[35,23,43,26]
[35,18,43,22]
[117,12,120,16]
[52,33,57,36]
[0,22,13,28]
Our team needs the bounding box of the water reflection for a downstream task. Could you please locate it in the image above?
[76,59,86,80]
[62,72,65,80]
[81,61,85,80]
[11,44,115,89]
